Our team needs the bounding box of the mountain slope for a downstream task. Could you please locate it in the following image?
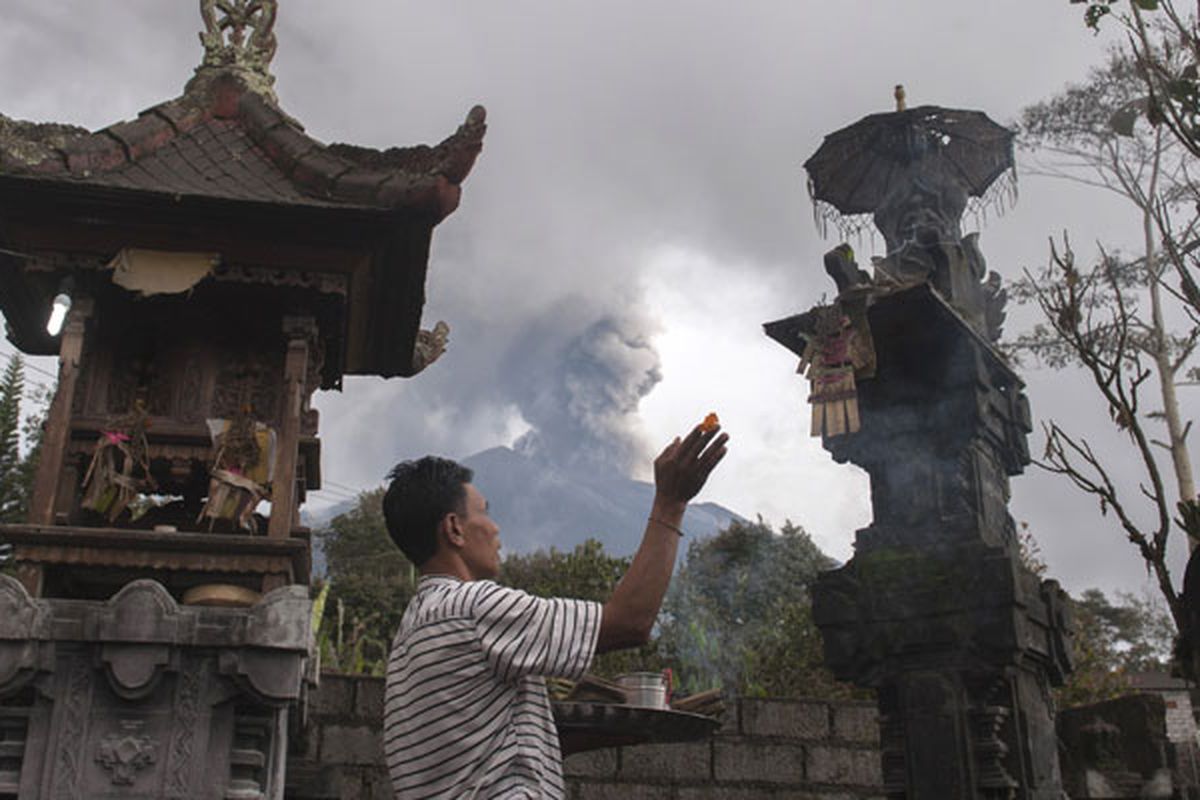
[306,446,745,575]
[462,446,744,558]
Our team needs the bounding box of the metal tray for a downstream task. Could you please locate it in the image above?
[553,701,721,755]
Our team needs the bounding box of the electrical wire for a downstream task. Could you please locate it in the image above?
[0,346,57,382]
[323,479,370,495]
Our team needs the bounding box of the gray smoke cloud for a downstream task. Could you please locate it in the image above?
[311,289,663,486]
[507,311,662,474]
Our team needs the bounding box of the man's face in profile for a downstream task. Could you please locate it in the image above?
[457,483,502,580]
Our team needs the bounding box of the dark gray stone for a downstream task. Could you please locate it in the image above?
[564,748,619,778]
[713,741,806,784]
[767,114,1074,799]
[619,741,712,782]
[806,745,881,786]
[0,576,311,799]
[740,699,829,740]
[1058,694,1186,799]
[320,723,385,767]
[830,704,878,745]
[578,782,674,800]
[353,675,384,720]
[310,674,354,718]
[677,788,794,800]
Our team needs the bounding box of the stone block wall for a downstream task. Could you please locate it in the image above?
[1057,692,1200,800]
[287,674,391,800]
[287,675,883,800]
[566,697,882,799]
[284,681,878,796]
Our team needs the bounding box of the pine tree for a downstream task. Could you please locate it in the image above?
[0,355,24,522]
[14,382,49,523]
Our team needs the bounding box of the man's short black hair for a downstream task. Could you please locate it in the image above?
[382,456,474,566]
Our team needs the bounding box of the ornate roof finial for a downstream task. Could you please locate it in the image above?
[894,84,907,112]
[193,0,278,98]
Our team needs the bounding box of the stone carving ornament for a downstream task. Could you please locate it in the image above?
[95,727,157,786]
[166,664,204,797]
[196,0,278,96]
[51,656,92,799]
[412,320,450,374]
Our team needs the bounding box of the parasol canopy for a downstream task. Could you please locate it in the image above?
[804,104,1017,241]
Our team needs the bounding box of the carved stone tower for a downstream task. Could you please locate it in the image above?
[0,3,484,797]
[766,102,1073,799]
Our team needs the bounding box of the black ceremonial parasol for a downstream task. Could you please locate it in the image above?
[803,103,1017,241]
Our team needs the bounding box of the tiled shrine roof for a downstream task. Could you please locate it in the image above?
[0,76,485,220]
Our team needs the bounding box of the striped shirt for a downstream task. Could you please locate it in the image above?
[384,575,602,799]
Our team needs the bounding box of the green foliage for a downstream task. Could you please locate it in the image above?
[1068,0,1200,158]
[500,538,662,678]
[0,356,23,523]
[0,355,45,524]
[501,538,628,602]
[1073,0,1159,29]
[1057,587,1175,707]
[315,487,416,675]
[314,497,856,701]
[658,518,858,699]
[1073,1,1161,33]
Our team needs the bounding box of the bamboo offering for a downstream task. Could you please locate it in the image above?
[670,688,725,718]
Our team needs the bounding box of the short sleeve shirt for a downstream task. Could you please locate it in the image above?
[384,575,602,799]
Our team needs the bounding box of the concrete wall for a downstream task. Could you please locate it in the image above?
[287,674,883,800]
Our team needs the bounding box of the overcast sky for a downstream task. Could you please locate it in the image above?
[1,1,1189,601]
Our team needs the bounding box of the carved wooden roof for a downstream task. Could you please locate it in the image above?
[0,77,485,218]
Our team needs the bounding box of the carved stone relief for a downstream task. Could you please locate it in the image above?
[94,722,157,787]
[49,655,91,799]
[165,662,205,798]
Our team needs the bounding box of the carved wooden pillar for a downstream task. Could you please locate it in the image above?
[268,317,313,541]
[29,298,93,528]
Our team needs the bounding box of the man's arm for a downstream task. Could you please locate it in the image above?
[596,424,728,653]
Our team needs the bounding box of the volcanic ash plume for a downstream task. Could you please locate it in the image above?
[510,312,662,476]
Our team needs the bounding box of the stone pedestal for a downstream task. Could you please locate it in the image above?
[809,286,1074,799]
[0,576,311,799]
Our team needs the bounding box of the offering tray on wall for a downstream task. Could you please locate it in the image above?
[553,701,721,756]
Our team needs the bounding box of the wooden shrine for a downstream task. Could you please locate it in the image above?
[0,2,483,797]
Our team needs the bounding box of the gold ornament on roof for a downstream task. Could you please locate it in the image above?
[195,0,278,96]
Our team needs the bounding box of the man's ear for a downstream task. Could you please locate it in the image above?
[439,512,465,549]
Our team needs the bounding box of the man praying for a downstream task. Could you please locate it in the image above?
[380,422,728,798]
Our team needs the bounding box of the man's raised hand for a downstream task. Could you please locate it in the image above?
[653,423,729,508]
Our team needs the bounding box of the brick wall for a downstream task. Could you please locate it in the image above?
[565,697,882,799]
[287,675,883,800]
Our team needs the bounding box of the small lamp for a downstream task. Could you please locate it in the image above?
[45,277,74,337]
